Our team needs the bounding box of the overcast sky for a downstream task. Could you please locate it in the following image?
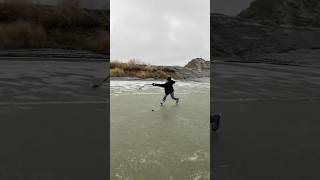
[211,0,254,16]
[111,0,210,66]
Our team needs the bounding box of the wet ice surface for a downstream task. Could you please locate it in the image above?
[212,62,320,180]
[0,60,108,103]
[0,60,109,179]
[111,80,209,95]
[111,80,210,180]
[211,62,320,103]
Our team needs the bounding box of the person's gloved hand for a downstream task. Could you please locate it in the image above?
[152,83,155,86]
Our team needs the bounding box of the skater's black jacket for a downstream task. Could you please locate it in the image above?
[153,80,175,95]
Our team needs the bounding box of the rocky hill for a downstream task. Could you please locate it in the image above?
[185,58,210,71]
[239,0,320,27]
[212,0,320,66]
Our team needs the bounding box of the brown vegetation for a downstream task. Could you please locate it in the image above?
[110,60,177,79]
[0,0,109,54]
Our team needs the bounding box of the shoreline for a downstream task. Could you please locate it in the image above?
[0,48,109,62]
[110,76,210,82]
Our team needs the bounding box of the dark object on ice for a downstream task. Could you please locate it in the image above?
[152,109,154,111]
[211,114,221,131]
[92,76,109,88]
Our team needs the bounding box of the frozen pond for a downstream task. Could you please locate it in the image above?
[211,62,320,179]
[111,80,210,180]
[0,59,108,179]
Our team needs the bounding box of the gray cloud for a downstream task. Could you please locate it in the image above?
[111,0,210,66]
[211,0,254,16]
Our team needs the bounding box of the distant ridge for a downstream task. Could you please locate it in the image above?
[211,0,320,66]
[239,0,320,27]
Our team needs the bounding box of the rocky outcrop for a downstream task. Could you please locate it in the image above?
[185,58,210,72]
[239,0,320,27]
[211,14,320,64]
[163,66,209,80]
[211,0,320,66]
[164,58,210,79]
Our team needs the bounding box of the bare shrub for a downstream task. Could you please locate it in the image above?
[84,30,109,53]
[110,60,177,79]
[111,68,125,77]
[0,22,47,48]
[0,0,108,53]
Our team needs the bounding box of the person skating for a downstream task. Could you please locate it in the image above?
[152,77,179,106]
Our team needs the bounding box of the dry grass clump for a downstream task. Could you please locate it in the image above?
[0,22,47,48]
[111,68,125,77]
[110,60,177,79]
[0,0,109,54]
